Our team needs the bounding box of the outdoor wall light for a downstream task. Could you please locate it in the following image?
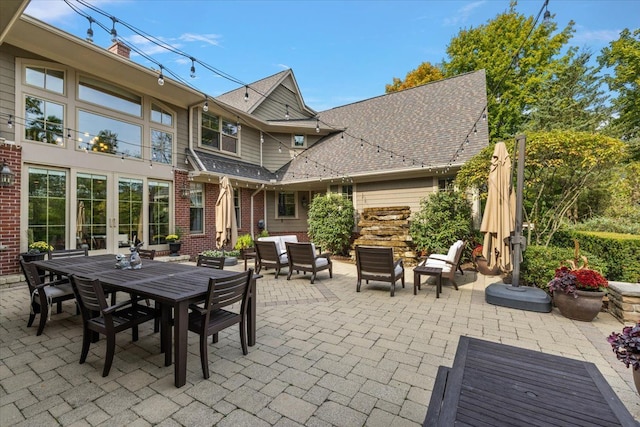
[0,160,15,187]
[180,183,190,199]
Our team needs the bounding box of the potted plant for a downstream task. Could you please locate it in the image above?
[607,322,640,394]
[547,241,609,321]
[22,241,53,261]
[166,233,181,256]
[234,233,254,255]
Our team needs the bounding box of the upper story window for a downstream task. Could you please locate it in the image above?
[277,192,296,218]
[25,66,64,94]
[78,75,142,117]
[201,112,238,155]
[78,110,141,157]
[438,177,455,191]
[151,103,173,126]
[24,95,64,145]
[293,134,305,147]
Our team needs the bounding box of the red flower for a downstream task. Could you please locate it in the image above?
[572,269,608,290]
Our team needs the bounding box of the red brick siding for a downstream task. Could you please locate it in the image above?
[0,144,22,275]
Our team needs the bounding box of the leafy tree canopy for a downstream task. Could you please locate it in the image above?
[385,62,444,93]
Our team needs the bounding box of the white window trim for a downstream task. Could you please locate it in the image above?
[275,191,298,219]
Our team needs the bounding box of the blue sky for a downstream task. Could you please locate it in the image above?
[24,0,639,111]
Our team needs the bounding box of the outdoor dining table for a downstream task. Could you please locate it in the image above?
[32,254,258,388]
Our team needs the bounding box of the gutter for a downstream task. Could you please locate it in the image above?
[250,184,266,239]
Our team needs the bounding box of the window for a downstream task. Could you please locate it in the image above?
[342,185,353,201]
[25,66,64,94]
[151,129,172,164]
[201,113,239,155]
[148,181,170,245]
[78,76,142,117]
[151,103,173,126]
[438,178,455,191]
[78,110,141,157]
[190,182,203,233]
[118,177,143,247]
[77,173,107,250]
[234,188,241,228]
[24,96,64,145]
[28,167,67,249]
[277,192,296,217]
[293,134,305,147]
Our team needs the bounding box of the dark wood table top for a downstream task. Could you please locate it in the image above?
[426,336,637,427]
[414,265,443,274]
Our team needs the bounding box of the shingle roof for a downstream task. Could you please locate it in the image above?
[216,70,290,113]
[193,149,276,182]
[278,70,489,182]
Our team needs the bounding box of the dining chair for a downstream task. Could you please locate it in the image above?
[137,249,156,260]
[188,269,253,379]
[68,274,159,377]
[196,254,225,270]
[20,260,77,336]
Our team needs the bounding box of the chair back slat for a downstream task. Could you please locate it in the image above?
[197,255,225,270]
[255,241,279,259]
[19,260,42,292]
[286,242,315,266]
[204,270,252,313]
[356,246,394,273]
[48,248,88,259]
[137,249,156,260]
[69,275,106,314]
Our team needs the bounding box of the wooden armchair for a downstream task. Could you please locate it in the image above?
[355,246,405,297]
[255,240,288,279]
[285,242,332,284]
[20,260,77,336]
[196,254,225,270]
[188,270,253,379]
[69,274,159,377]
[420,240,465,288]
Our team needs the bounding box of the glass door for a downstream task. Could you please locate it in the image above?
[76,172,108,251]
[116,177,144,251]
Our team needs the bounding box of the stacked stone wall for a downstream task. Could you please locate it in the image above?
[351,206,417,266]
[608,281,640,324]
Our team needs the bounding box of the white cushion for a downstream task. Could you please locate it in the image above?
[424,259,452,273]
[279,254,288,263]
[394,264,404,276]
[43,283,74,298]
[315,257,329,268]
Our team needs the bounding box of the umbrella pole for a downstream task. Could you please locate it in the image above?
[511,135,526,288]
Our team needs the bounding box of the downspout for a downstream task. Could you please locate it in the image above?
[250,185,265,239]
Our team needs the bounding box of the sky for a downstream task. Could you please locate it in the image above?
[23,0,640,112]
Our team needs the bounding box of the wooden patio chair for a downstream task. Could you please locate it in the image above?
[187,269,253,379]
[69,274,159,377]
[137,249,156,260]
[255,240,288,279]
[420,240,465,289]
[285,242,332,284]
[355,246,405,297]
[20,260,77,336]
[196,254,225,270]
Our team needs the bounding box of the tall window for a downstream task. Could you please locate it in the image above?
[148,181,170,244]
[342,185,353,201]
[28,167,67,249]
[77,173,107,250]
[277,192,296,217]
[25,66,64,94]
[118,178,143,247]
[190,182,204,233]
[24,96,64,145]
[151,129,172,164]
[78,76,142,117]
[234,188,241,228]
[78,110,141,157]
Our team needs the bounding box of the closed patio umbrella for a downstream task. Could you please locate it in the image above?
[76,201,86,246]
[480,142,515,272]
[215,176,237,250]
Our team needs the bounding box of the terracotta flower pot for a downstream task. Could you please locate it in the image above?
[553,290,604,321]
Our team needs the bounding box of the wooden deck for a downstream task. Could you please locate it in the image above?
[425,336,637,426]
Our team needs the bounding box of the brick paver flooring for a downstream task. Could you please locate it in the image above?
[1,260,638,426]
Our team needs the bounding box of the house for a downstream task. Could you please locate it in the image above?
[0,1,488,275]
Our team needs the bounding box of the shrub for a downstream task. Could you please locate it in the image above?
[201,249,240,258]
[409,191,474,255]
[308,193,355,255]
[234,233,254,250]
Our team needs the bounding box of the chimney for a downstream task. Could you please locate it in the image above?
[108,41,130,59]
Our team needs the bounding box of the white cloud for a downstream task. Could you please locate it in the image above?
[573,29,622,45]
[276,64,290,70]
[178,33,221,47]
[443,1,486,27]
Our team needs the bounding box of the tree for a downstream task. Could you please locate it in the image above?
[524,49,610,133]
[385,62,444,93]
[455,131,626,246]
[307,193,355,255]
[443,0,575,140]
[598,28,640,140]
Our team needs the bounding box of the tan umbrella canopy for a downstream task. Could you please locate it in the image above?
[480,142,515,272]
[215,176,238,250]
[76,201,86,244]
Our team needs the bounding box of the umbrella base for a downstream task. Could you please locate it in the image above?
[485,283,552,313]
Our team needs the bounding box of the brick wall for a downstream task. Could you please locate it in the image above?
[0,144,22,275]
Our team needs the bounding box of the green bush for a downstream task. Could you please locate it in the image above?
[409,191,474,255]
[201,249,240,258]
[308,193,355,255]
[520,245,609,291]
[234,233,254,250]
[552,229,640,282]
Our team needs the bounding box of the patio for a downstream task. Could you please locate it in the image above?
[1,260,638,426]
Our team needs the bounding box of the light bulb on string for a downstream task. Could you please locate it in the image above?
[341,133,344,142]
[86,17,94,42]
[110,17,118,42]
[203,99,209,112]
[278,146,282,153]
[157,65,164,86]
[315,119,320,133]
[285,104,289,120]
[149,160,153,169]
[190,58,196,78]
[260,132,264,144]
[473,124,477,134]
[7,115,12,128]
[244,86,249,102]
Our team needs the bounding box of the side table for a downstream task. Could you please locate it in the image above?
[243,251,257,271]
[414,265,443,298]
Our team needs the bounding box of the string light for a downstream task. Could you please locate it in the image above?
[315,118,320,133]
[260,132,264,144]
[203,98,209,112]
[109,16,118,42]
[86,17,94,42]
[8,115,13,128]
[157,65,164,86]
[244,85,249,102]
[190,57,196,78]
[285,104,289,120]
